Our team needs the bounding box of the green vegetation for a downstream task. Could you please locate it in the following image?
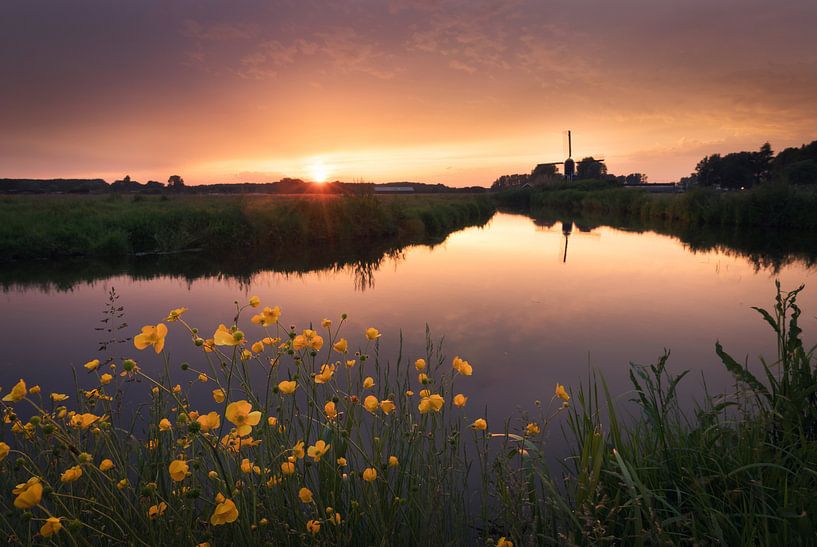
[1,284,816,544]
[0,194,495,261]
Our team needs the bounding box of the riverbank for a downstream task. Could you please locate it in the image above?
[496,181,817,230]
[0,194,495,261]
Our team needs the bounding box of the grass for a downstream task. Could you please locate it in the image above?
[1,284,816,545]
[0,194,496,261]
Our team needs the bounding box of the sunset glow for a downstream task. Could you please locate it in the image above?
[308,159,330,183]
[2,1,816,185]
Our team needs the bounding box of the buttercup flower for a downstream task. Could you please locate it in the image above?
[307,440,331,462]
[165,307,188,322]
[363,377,375,389]
[307,519,321,535]
[198,373,208,382]
[333,338,348,353]
[212,388,226,403]
[169,459,189,482]
[249,295,261,308]
[84,359,100,371]
[278,380,297,395]
[453,394,468,407]
[321,318,332,328]
[225,400,262,436]
[40,517,62,538]
[99,459,115,472]
[214,324,243,346]
[134,324,168,353]
[251,341,264,353]
[380,400,396,414]
[12,477,43,509]
[281,461,295,475]
[415,358,426,371]
[471,418,487,431]
[29,385,41,395]
[555,383,570,402]
[497,537,513,547]
[388,456,399,468]
[293,329,324,351]
[251,306,281,327]
[324,401,338,420]
[60,465,83,483]
[159,418,171,432]
[453,356,473,376]
[364,395,379,413]
[362,467,377,482]
[2,379,26,402]
[365,327,381,340]
[418,394,445,414]
[197,411,221,432]
[525,422,541,436]
[292,441,305,459]
[314,363,335,384]
[299,487,313,503]
[50,393,69,402]
[0,442,9,461]
[148,501,167,519]
[70,413,102,429]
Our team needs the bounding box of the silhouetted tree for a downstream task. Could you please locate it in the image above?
[167,175,185,191]
[576,157,606,180]
[624,173,647,185]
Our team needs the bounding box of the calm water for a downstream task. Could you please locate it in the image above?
[2,212,816,423]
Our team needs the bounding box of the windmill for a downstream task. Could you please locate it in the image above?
[533,131,605,181]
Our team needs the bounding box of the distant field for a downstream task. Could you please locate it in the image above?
[0,193,496,260]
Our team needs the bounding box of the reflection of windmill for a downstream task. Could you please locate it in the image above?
[559,220,601,263]
[535,131,605,181]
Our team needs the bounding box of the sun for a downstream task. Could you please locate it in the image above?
[309,160,329,183]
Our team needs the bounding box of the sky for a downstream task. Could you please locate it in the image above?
[1,0,816,186]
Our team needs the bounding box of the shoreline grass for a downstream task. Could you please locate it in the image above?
[0,194,496,261]
[2,284,816,544]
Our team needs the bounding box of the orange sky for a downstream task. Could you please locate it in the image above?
[2,0,816,186]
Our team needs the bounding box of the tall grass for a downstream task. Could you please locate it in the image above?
[0,194,496,260]
[1,284,816,545]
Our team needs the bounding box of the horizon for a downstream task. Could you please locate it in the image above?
[2,0,816,187]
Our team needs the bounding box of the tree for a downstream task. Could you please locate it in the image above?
[167,175,185,191]
[695,154,723,187]
[752,142,773,184]
[624,173,647,185]
[576,157,607,180]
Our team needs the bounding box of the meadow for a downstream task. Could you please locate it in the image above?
[0,194,495,260]
[1,284,816,545]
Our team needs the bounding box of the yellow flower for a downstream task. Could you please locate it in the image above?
[555,383,570,402]
[197,411,221,432]
[380,400,396,414]
[453,356,473,376]
[307,440,331,462]
[69,412,102,429]
[292,441,305,459]
[249,295,261,308]
[388,455,399,468]
[0,442,9,462]
[117,478,129,490]
[99,459,115,472]
[214,324,243,347]
[333,338,348,353]
[40,516,62,537]
[251,306,281,327]
[29,385,41,395]
[240,458,252,473]
[362,467,377,482]
[418,394,445,414]
[525,422,541,436]
[165,307,188,322]
[159,418,172,432]
[363,395,379,413]
[497,537,513,547]
[96,373,112,386]
[365,327,381,340]
[307,519,321,535]
[314,363,335,384]
[225,400,262,437]
[251,341,264,353]
[212,388,226,403]
[198,373,208,383]
[363,377,375,389]
[148,501,167,519]
[293,329,324,351]
[268,416,278,426]
[281,461,295,475]
[324,401,338,420]
[60,465,83,483]
[278,380,297,395]
[321,318,332,328]
[169,459,189,482]
[419,389,431,398]
[50,393,69,402]
[453,393,468,407]
[345,359,356,368]
[415,358,426,371]
[2,379,26,402]
[299,487,313,503]
[134,323,168,353]
[405,390,414,397]
[12,477,42,509]
[471,418,487,431]
[84,359,100,371]
[337,457,347,467]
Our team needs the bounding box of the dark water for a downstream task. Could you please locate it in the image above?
[2,212,816,424]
